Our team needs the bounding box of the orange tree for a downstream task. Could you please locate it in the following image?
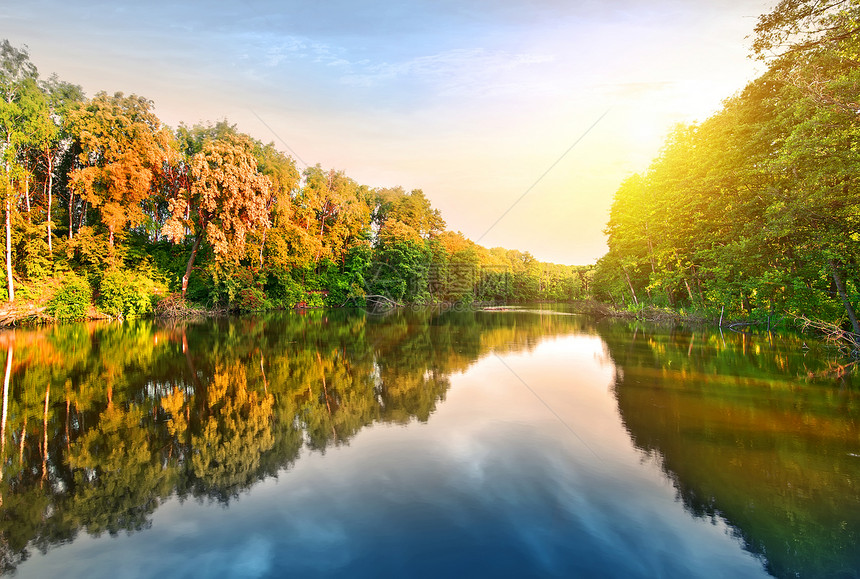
[162,133,271,298]
[66,92,174,251]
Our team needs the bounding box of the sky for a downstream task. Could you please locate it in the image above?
[3,0,771,264]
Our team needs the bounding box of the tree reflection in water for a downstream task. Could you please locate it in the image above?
[0,308,583,572]
[0,312,857,578]
[603,321,860,579]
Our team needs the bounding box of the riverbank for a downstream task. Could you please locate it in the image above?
[572,301,713,325]
[2,293,855,352]
[578,301,860,362]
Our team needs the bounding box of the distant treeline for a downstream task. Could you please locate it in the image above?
[0,41,589,319]
[592,0,860,331]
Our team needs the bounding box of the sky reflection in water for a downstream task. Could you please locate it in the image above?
[17,330,770,579]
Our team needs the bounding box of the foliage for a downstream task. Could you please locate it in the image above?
[98,268,160,318]
[594,0,860,331]
[66,91,175,249]
[16,216,50,279]
[161,130,272,296]
[0,37,596,322]
[235,286,269,312]
[46,273,91,320]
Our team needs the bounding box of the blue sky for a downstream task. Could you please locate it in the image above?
[3,0,770,264]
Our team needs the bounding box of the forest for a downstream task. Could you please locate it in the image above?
[593,0,860,331]
[0,41,588,322]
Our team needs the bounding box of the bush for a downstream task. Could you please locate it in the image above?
[264,272,304,308]
[47,275,92,320]
[236,286,270,312]
[98,269,160,318]
[303,292,325,308]
[18,218,51,280]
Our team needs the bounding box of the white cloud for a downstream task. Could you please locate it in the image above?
[339,48,556,96]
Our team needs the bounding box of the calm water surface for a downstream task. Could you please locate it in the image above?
[0,307,857,578]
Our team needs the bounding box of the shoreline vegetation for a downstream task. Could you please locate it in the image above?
[2,290,859,364]
[0,38,595,331]
[1,2,859,363]
[590,1,860,357]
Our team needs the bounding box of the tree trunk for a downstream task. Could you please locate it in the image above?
[5,196,14,302]
[622,266,639,306]
[46,151,53,254]
[24,173,30,221]
[315,208,326,263]
[694,268,705,304]
[4,142,13,303]
[260,352,268,394]
[645,223,657,273]
[830,259,860,334]
[683,277,695,303]
[68,191,74,240]
[181,235,203,297]
[65,398,70,452]
[41,383,49,482]
[742,292,752,314]
[664,287,675,306]
[316,351,337,442]
[259,227,267,269]
[18,424,25,464]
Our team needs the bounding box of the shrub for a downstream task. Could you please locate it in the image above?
[98,269,160,318]
[18,219,51,280]
[262,272,305,309]
[46,275,92,320]
[303,292,325,308]
[236,286,269,312]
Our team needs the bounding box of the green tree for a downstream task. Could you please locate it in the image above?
[0,40,42,301]
[373,186,445,239]
[38,76,84,254]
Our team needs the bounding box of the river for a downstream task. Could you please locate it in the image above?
[0,306,857,578]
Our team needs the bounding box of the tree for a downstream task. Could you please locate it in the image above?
[38,76,84,254]
[66,92,174,250]
[250,140,299,268]
[162,133,272,297]
[751,0,860,60]
[372,221,430,302]
[373,186,445,239]
[750,1,860,329]
[299,165,371,262]
[0,40,42,301]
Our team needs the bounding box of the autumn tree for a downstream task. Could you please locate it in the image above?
[250,140,300,267]
[66,92,174,250]
[298,165,372,262]
[162,132,272,297]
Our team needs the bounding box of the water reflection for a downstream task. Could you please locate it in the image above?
[0,311,857,578]
[602,321,860,579]
[0,308,586,573]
